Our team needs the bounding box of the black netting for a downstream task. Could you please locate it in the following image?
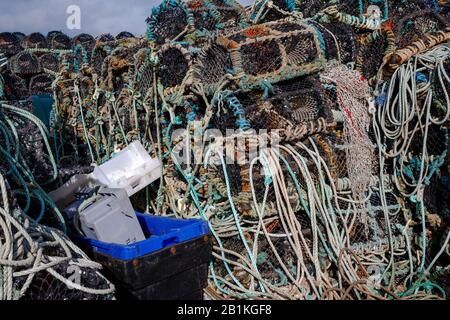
[210,0,245,26]
[312,21,359,64]
[23,264,113,301]
[147,3,189,45]
[271,21,306,33]
[98,33,116,42]
[282,32,318,66]
[268,76,326,125]
[10,51,42,75]
[91,46,109,75]
[0,32,21,57]
[116,31,135,40]
[241,40,282,76]
[297,0,331,18]
[195,43,232,92]
[158,47,190,88]
[188,0,219,31]
[357,30,390,80]
[73,33,95,53]
[12,32,26,41]
[48,32,72,50]
[29,73,54,95]
[39,53,60,72]
[1,70,29,100]
[394,10,449,48]
[135,60,154,98]
[21,32,48,49]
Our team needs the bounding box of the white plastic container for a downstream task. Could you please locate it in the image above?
[91,141,161,197]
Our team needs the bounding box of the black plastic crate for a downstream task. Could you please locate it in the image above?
[85,235,212,300]
[74,213,212,300]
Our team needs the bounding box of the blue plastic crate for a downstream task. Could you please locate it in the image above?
[76,213,210,261]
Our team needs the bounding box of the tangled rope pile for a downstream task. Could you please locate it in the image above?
[1,0,449,300]
[0,172,115,300]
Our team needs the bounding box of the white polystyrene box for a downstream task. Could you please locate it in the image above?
[91,141,161,197]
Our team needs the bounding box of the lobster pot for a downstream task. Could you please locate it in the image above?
[357,28,396,82]
[47,32,72,50]
[29,73,55,95]
[22,32,48,49]
[1,71,29,100]
[101,40,148,92]
[219,18,326,91]
[12,32,26,41]
[389,0,438,22]
[157,44,193,103]
[193,42,233,95]
[73,33,95,51]
[394,10,449,48]
[72,34,95,70]
[39,53,60,73]
[91,44,111,76]
[10,51,42,76]
[134,49,155,99]
[187,0,221,33]
[263,75,329,126]
[0,32,22,57]
[297,0,333,18]
[146,0,193,45]
[146,0,244,45]
[97,33,116,42]
[116,31,135,40]
[309,21,359,64]
[249,0,297,23]
[209,0,246,28]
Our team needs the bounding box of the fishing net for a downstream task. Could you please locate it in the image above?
[394,10,449,48]
[187,0,222,32]
[73,33,95,49]
[0,170,115,300]
[23,266,113,301]
[210,0,246,28]
[72,34,96,72]
[134,48,155,99]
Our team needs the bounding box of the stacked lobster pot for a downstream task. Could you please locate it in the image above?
[1,0,449,300]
